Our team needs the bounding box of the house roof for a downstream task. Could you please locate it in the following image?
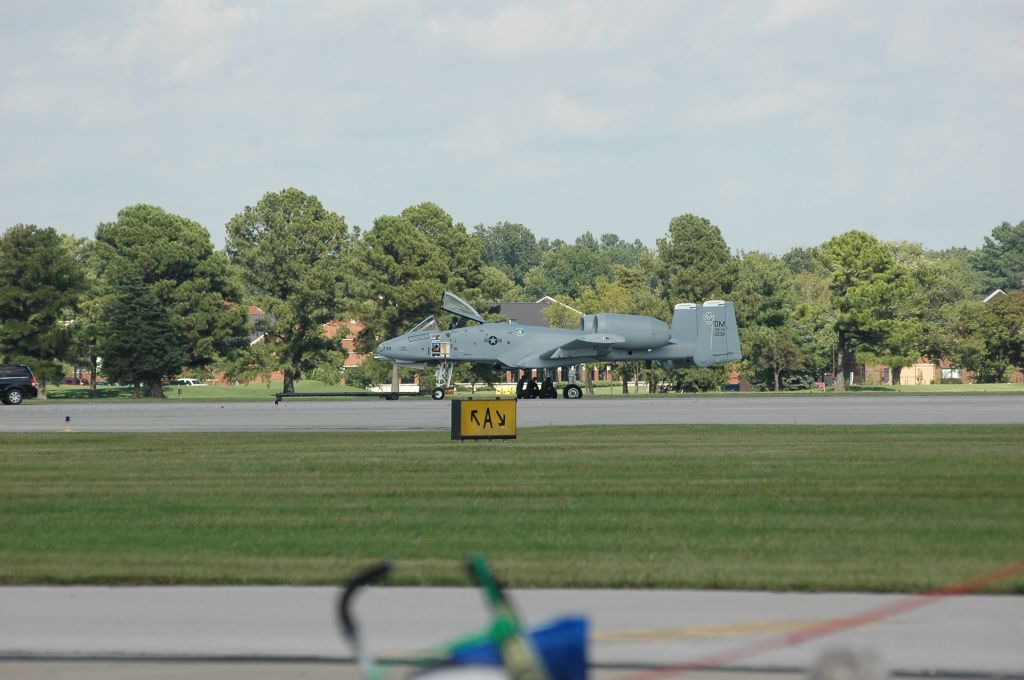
[498,296,583,327]
[536,295,583,315]
[983,289,1007,303]
[499,302,551,326]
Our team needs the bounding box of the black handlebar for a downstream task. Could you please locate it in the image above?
[338,562,393,640]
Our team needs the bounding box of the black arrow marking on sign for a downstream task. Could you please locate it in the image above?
[471,410,481,427]
[497,411,506,427]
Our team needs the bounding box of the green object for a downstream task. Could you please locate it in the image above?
[466,555,550,680]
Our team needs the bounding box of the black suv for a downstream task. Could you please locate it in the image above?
[0,364,38,405]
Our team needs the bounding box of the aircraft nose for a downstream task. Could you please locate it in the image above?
[375,337,401,359]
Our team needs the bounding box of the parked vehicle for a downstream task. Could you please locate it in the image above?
[0,364,39,405]
[169,378,207,386]
[60,376,89,385]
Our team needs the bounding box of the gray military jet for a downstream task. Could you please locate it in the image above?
[375,292,742,400]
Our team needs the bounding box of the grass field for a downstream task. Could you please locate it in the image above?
[40,379,1024,403]
[44,380,338,402]
[2,425,1022,592]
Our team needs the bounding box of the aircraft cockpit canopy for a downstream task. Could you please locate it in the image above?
[441,291,486,324]
[407,315,439,333]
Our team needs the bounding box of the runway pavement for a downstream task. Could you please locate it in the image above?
[2,395,1024,432]
[2,586,1023,677]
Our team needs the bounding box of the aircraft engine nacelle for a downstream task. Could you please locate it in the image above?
[579,313,671,350]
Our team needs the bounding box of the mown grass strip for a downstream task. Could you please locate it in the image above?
[1,425,1022,591]
[40,380,1024,402]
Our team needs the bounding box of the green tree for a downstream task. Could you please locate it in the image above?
[217,340,276,387]
[655,214,736,304]
[402,202,485,298]
[95,204,246,393]
[474,221,543,286]
[781,246,826,275]
[351,214,448,392]
[820,230,914,391]
[950,292,1024,383]
[598,233,650,269]
[611,261,665,318]
[65,236,111,397]
[972,220,1024,292]
[886,242,980,374]
[226,189,351,393]
[732,252,816,391]
[523,236,613,299]
[669,366,730,393]
[744,326,811,392]
[542,298,585,330]
[479,265,522,303]
[732,252,795,329]
[98,270,185,397]
[0,224,85,395]
[784,269,837,385]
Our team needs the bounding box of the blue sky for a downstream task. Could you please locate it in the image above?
[2,0,1022,254]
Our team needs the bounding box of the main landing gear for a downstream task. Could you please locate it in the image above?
[432,362,454,400]
[562,384,583,400]
[561,365,583,399]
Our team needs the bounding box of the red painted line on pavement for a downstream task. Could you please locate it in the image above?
[616,560,1024,680]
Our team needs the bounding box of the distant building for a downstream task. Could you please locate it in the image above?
[863,289,1023,385]
[323,319,370,368]
[498,296,583,327]
[227,311,369,384]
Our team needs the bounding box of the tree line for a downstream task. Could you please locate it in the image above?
[1,187,1022,397]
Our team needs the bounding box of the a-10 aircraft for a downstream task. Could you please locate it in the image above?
[375,292,742,400]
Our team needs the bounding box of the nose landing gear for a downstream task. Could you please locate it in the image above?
[432,362,454,400]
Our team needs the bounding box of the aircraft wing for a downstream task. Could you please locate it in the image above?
[543,333,625,360]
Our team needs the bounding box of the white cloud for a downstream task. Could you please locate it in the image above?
[1,1,1021,253]
[424,1,667,57]
[433,91,618,159]
[681,78,839,127]
[543,91,617,138]
[432,114,514,159]
[759,0,841,31]
[112,0,259,84]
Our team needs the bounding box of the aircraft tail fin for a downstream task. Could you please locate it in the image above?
[670,300,742,368]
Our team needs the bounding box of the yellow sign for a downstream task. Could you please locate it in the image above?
[451,399,517,440]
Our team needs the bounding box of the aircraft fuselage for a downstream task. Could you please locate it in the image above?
[376,321,700,370]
